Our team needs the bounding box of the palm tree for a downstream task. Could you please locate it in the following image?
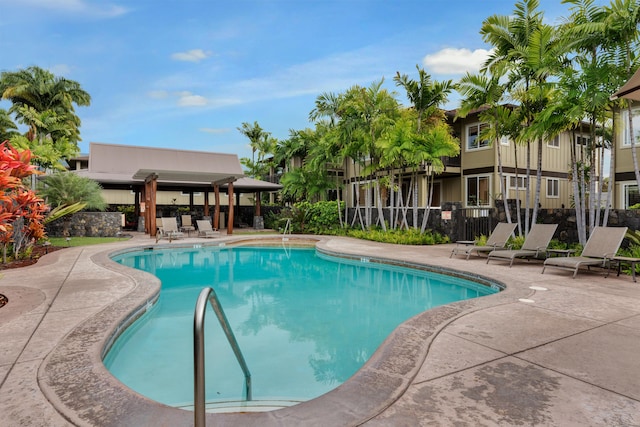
[394,65,454,132]
[339,80,399,230]
[378,112,422,230]
[604,0,640,192]
[481,0,565,235]
[457,68,515,228]
[0,109,18,141]
[394,66,454,229]
[0,66,90,149]
[417,122,460,233]
[238,121,267,176]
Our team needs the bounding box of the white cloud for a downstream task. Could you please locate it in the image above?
[177,92,208,107]
[171,49,211,63]
[2,0,129,17]
[199,127,231,134]
[148,90,169,99]
[423,47,494,75]
[50,64,72,76]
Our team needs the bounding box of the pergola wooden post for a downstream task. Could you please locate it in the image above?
[227,182,234,235]
[145,174,158,237]
[213,184,220,230]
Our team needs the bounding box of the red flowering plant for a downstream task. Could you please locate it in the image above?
[0,141,48,263]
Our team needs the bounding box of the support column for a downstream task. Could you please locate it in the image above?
[145,174,158,237]
[144,181,151,234]
[227,182,234,235]
[204,191,210,217]
[214,184,220,230]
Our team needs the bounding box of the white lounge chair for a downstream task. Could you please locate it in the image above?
[450,222,517,260]
[486,224,558,267]
[156,217,185,242]
[542,226,627,278]
[197,220,220,238]
[180,215,195,235]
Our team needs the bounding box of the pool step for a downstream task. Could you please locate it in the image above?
[178,399,303,413]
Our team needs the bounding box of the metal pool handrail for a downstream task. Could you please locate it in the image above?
[194,287,252,427]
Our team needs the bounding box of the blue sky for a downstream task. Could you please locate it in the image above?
[0,0,596,161]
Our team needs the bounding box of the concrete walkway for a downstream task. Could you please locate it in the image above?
[0,233,638,426]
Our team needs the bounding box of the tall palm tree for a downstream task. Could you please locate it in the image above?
[0,66,90,146]
[417,122,460,233]
[605,0,640,191]
[480,0,565,235]
[238,121,267,176]
[339,80,399,230]
[457,68,515,228]
[394,67,454,229]
[0,109,18,142]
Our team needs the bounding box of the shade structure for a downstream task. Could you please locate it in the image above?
[611,67,640,101]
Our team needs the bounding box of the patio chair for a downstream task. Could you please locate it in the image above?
[486,224,558,267]
[156,217,185,243]
[541,226,628,278]
[180,215,195,235]
[450,222,517,260]
[197,220,220,238]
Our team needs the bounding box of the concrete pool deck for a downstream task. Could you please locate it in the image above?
[0,232,639,426]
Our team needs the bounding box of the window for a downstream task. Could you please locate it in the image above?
[547,136,560,148]
[622,107,640,147]
[180,191,202,196]
[500,136,510,146]
[354,182,374,207]
[466,123,490,150]
[575,135,590,145]
[466,175,490,207]
[623,183,640,208]
[547,178,559,198]
[509,175,528,190]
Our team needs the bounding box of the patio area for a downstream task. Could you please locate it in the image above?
[0,233,639,426]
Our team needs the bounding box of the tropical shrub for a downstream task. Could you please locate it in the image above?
[0,141,48,262]
[274,201,344,234]
[346,227,448,245]
[38,171,106,237]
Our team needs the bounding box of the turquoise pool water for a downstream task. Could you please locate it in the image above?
[105,245,497,408]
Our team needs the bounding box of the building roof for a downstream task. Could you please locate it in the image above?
[612,67,640,101]
[87,142,244,184]
[72,142,282,192]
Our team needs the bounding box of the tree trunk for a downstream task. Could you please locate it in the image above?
[531,138,543,227]
[525,141,531,236]
[497,137,512,224]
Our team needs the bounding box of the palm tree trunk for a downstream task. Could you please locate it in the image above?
[389,173,396,230]
[497,138,512,224]
[603,112,616,227]
[570,130,584,245]
[531,138,543,227]
[420,172,434,234]
[412,171,418,229]
[514,144,522,236]
[525,141,531,236]
[375,181,386,231]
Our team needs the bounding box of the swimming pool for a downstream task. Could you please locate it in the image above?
[106,244,498,409]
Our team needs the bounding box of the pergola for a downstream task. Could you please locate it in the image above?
[611,67,640,101]
[74,142,281,236]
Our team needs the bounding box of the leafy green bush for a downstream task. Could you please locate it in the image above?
[507,234,525,250]
[270,201,345,234]
[617,244,640,276]
[346,228,448,245]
